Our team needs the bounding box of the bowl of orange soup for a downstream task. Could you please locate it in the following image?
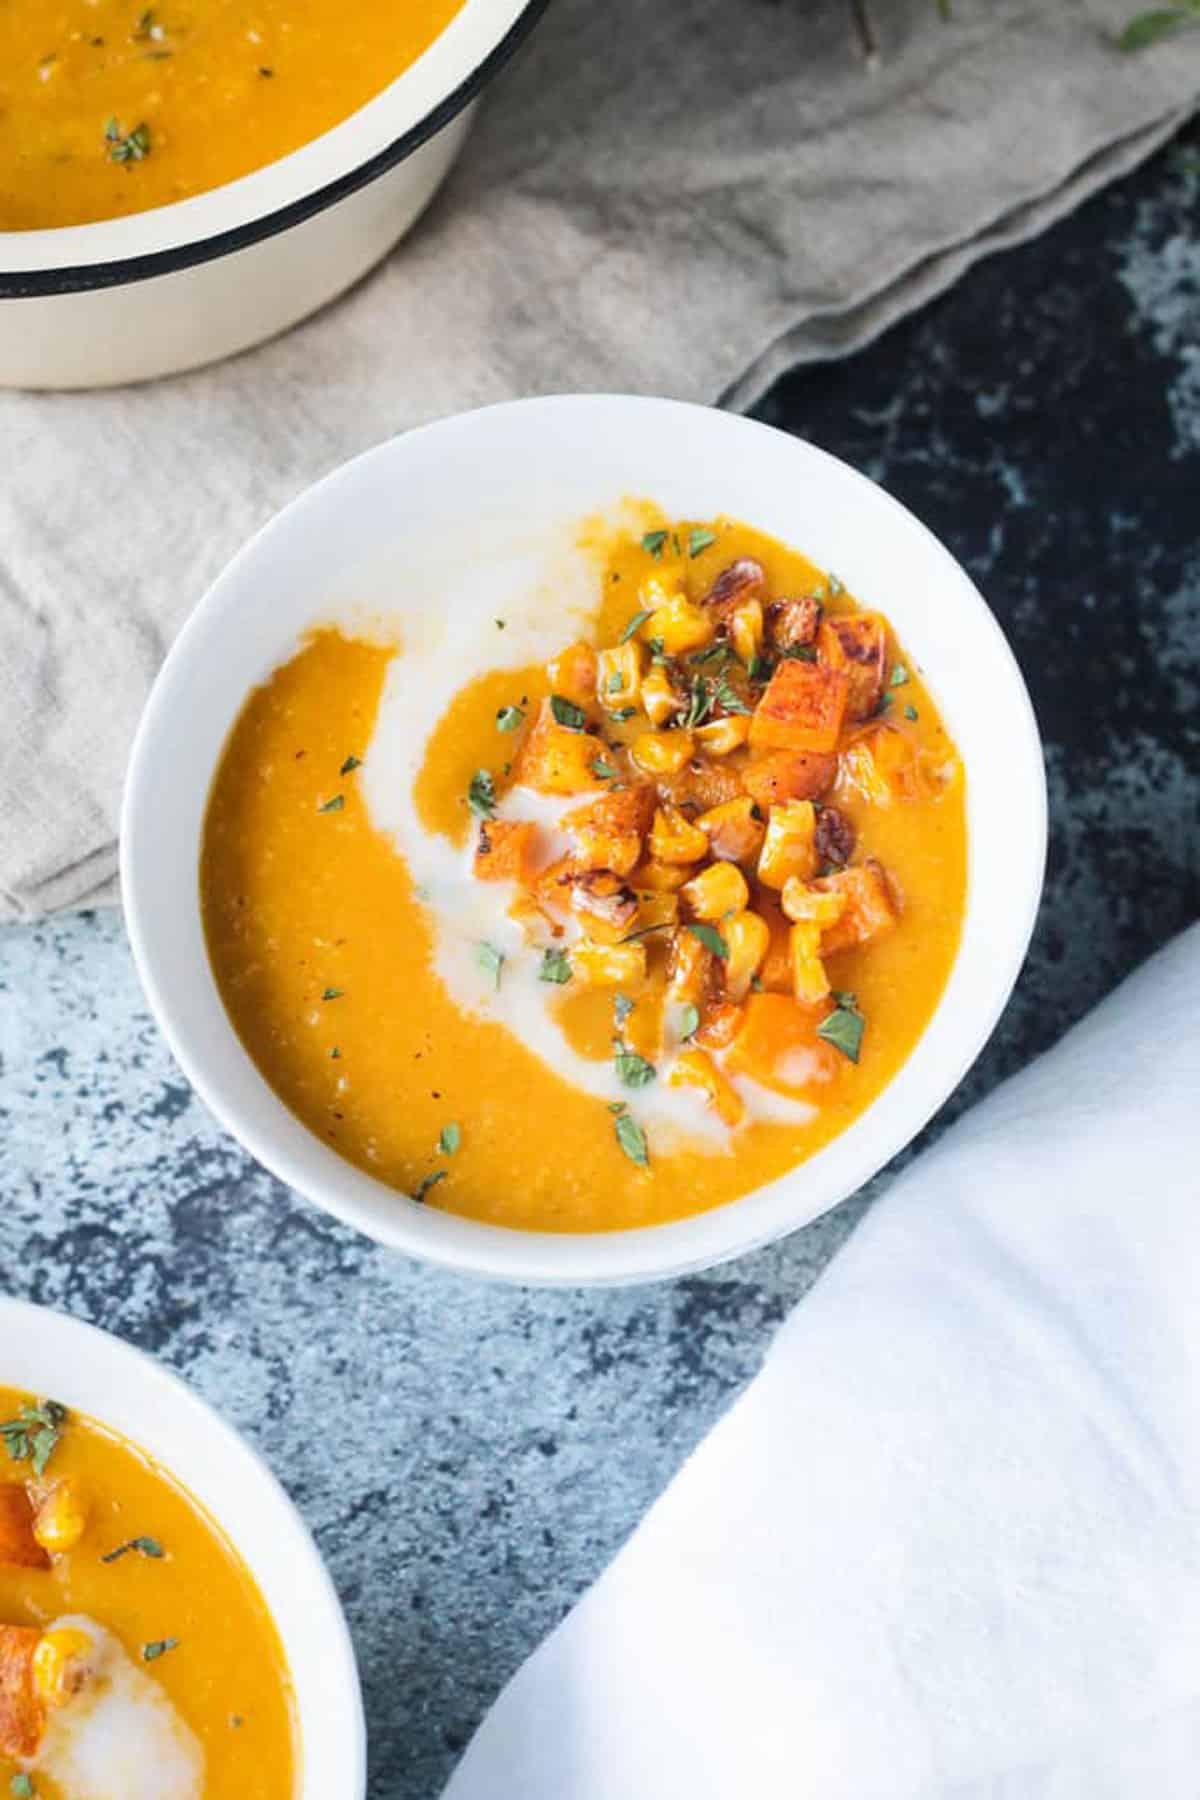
[121,394,1046,1285]
[0,0,546,388]
[0,1297,364,1797]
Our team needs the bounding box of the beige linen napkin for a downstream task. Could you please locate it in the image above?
[1,0,1195,919]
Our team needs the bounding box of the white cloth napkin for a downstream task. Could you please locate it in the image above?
[2,0,1199,920]
[444,924,1200,1799]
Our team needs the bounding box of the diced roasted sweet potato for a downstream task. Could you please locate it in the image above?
[0,1486,49,1571]
[513,702,609,796]
[725,992,841,1095]
[838,723,948,807]
[473,819,539,884]
[561,785,654,879]
[0,1624,44,1761]
[692,1000,745,1050]
[815,859,899,955]
[818,612,889,721]
[742,749,837,809]
[749,659,849,754]
[766,595,822,650]
[547,641,599,710]
[655,757,746,814]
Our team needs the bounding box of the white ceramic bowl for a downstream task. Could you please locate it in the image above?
[0,1297,365,1795]
[0,0,544,389]
[121,394,1046,1287]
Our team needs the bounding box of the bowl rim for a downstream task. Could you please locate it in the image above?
[120,393,1047,1289]
[0,0,549,299]
[0,1295,367,1796]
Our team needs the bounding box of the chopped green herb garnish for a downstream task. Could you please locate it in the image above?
[539,948,572,985]
[438,1122,461,1156]
[679,1003,700,1040]
[614,1043,656,1089]
[142,1638,179,1663]
[10,1774,35,1798]
[495,706,525,733]
[904,703,919,722]
[609,706,638,722]
[413,1171,447,1204]
[889,664,910,688]
[102,1535,164,1564]
[607,1101,627,1115]
[104,117,151,164]
[620,609,653,644]
[827,573,844,597]
[780,644,817,662]
[550,695,586,731]
[0,1401,66,1477]
[1118,6,1200,48]
[329,1047,341,1059]
[495,619,506,629]
[817,997,866,1064]
[613,992,635,1026]
[688,922,728,959]
[647,636,666,660]
[476,942,504,989]
[641,530,669,559]
[747,652,775,683]
[317,793,345,813]
[607,671,625,694]
[714,678,752,716]
[468,769,497,818]
[615,1112,650,1167]
[591,758,617,780]
[876,692,893,714]
[339,754,362,775]
[321,987,343,1001]
[687,527,717,558]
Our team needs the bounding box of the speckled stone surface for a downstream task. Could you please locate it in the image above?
[2,127,1198,1799]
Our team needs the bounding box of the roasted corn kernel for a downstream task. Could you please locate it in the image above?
[32,1479,88,1556]
[645,594,715,656]
[698,795,764,864]
[32,1627,94,1709]
[789,921,830,1005]
[597,642,645,712]
[694,714,752,757]
[640,665,681,727]
[571,938,648,990]
[681,860,749,921]
[722,910,770,1001]
[649,805,710,866]
[757,799,817,889]
[780,878,848,928]
[730,597,764,665]
[632,730,695,776]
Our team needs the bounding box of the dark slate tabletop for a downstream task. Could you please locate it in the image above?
[1,122,1197,1800]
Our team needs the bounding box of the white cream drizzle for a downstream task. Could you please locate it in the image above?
[357,522,815,1151]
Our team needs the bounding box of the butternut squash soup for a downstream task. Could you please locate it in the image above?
[0,0,465,229]
[0,1389,297,1797]
[201,513,967,1233]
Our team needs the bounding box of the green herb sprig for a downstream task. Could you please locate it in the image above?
[0,1401,66,1477]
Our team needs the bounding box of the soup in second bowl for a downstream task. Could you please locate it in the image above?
[0,1387,296,1797]
[201,510,967,1234]
[0,0,466,229]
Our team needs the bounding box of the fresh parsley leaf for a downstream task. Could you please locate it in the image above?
[688,527,717,558]
[647,636,666,660]
[889,664,910,688]
[476,942,504,989]
[619,609,653,644]
[320,987,343,1001]
[904,703,919,722]
[615,1112,650,1168]
[339,754,361,775]
[613,992,635,1026]
[102,1535,165,1564]
[329,1046,341,1059]
[817,1000,866,1064]
[827,573,845,596]
[539,948,572,985]
[550,695,586,731]
[606,671,624,694]
[105,118,151,164]
[468,769,497,818]
[688,922,729,959]
[591,758,617,779]
[747,652,775,683]
[607,1101,627,1115]
[10,1774,35,1797]
[412,1171,447,1203]
[780,644,817,662]
[641,530,668,559]
[0,1401,66,1477]
[714,678,752,716]
[609,706,638,722]
[679,1003,700,1040]
[495,705,525,733]
[876,692,893,714]
[438,1122,461,1155]
[142,1638,179,1663]
[1118,4,1199,48]
[317,793,345,813]
[614,1044,656,1089]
